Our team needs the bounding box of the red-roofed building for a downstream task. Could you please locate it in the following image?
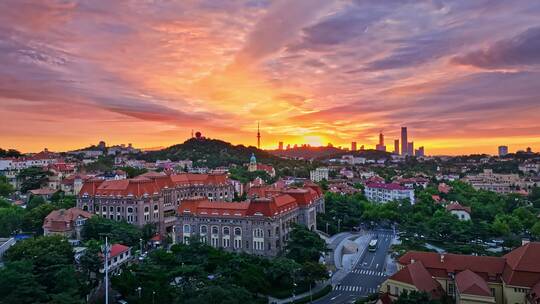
[43,207,93,240]
[101,244,131,274]
[382,261,444,300]
[446,202,472,221]
[176,185,325,256]
[382,242,540,304]
[77,173,234,241]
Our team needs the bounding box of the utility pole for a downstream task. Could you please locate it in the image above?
[103,236,110,304]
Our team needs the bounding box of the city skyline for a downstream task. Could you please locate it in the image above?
[1,1,540,154]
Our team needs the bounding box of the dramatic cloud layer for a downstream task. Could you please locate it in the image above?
[1,0,540,154]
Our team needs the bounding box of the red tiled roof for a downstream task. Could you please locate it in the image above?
[43,207,93,232]
[79,173,230,197]
[455,269,492,297]
[399,251,506,283]
[179,194,298,217]
[446,202,471,214]
[502,242,540,287]
[109,244,129,258]
[256,163,275,174]
[30,149,59,160]
[389,261,442,297]
[366,182,409,191]
[29,188,57,195]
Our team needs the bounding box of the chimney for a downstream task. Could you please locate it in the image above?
[440,254,445,263]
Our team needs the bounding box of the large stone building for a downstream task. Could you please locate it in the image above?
[380,242,540,304]
[463,169,522,194]
[175,183,324,256]
[77,172,234,239]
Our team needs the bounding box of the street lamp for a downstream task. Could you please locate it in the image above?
[152,291,156,304]
[137,287,142,298]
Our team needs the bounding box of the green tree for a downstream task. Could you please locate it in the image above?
[23,203,57,233]
[27,195,47,210]
[0,175,14,197]
[531,221,540,239]
[82,216,142,246]
[0,205,24,236]
[17,167,51,193]
[0,261,48,304]
[285,225,327,264]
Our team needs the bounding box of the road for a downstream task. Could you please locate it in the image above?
[314,229,394,304]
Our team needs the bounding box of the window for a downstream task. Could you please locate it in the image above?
[116,206,121,213]
[144,206,149,213]
[448,283,455,296]
[490,288,495,297]
[183,224,191,234]
[223,238,230,248]
[212,226,219,235]
[253,228,263,238]
[154,205,158,211]
[200,225,208,234]
[223,227,230,235]
[394,286,399,296]
[127,207,133,213]
[234,238,242,249]
[234,227,241,236]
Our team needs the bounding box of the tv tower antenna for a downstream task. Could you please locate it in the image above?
[257,122,261,149]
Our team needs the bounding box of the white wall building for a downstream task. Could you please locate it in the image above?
[364,182,415,204]
[310,167,329,182]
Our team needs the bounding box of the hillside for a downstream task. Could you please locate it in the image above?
[139,138,316,175]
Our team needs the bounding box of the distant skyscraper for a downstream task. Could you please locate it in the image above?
[498,145,508,157]
[526,147,532,153]
[351,141,357,151]
[401,127,408,156]
[376,132,386,151]
[394,139,399,155]
[416,146,425,157]
[407,142,414,156]
[278,141,283,150]
[286,144,291,150]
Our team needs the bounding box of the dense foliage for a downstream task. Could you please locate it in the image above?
[1,236,86,304]
[112,226,328,303]
[17,167,52,192]
[0,148,22,158]
[82,216,142,247]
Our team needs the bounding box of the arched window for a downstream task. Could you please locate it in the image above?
[144,206,149,213]
[183,224,191,234]
[212,226,219,235]
[223,227,230,235]
[253,228,263,238]
[234,227,242,236]
[154,205,158,211]
[127,207,133,213]
[200,225,208,234]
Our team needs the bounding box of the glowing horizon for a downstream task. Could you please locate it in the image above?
[1,1,540,155]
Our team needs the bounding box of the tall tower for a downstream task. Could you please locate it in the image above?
[401,127,408,156]
[394,139,399,155]
[351,141,357,151]
[376,131,386,152]
[257,122,261,149]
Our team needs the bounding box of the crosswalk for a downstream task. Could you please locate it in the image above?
[334,285,379,294]
[351,269,386,276]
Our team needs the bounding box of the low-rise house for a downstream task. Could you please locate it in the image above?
[446,202,472,221]
[28,188,57,201]
[101,244,131,274]
[43,207,94,240]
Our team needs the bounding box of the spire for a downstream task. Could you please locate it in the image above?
[257,121,261,149]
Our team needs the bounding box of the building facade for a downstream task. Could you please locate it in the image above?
[43,207,94,240]
[463,169,522,194]
[77,172,234,239]
[176,184,324,257]
[365,182,415,204]
[310,167,329,182]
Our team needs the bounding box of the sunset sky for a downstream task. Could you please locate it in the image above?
[1,0,540,155]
